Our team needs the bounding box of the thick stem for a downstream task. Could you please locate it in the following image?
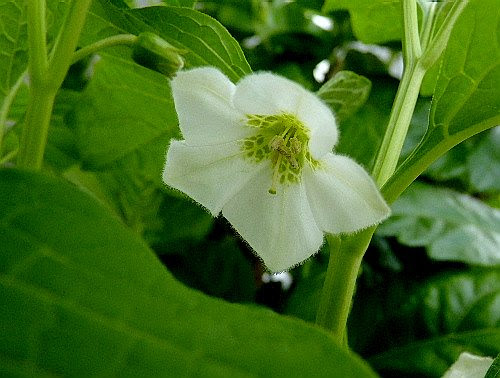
[315,232,373,344]
[18,0,92,169]
[371,63,426,186]
[26,0,48,85]
[401,0,421,64]
[17,87,56,168]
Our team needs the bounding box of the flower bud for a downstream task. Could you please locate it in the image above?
[132,32,184,78]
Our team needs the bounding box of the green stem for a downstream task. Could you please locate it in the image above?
[401,0,421,64]
[382,116,500,204]
[17,87,56,168]
[71,34,138,63]
[371,62,426,186]
[18,0,92,169]
[0,148,18,166]
[26,0,48,85]
[315,232,373,344]
[0,71,27,156]
[419,0,468,70]
[47,0,93,90]
[419,1,437,51]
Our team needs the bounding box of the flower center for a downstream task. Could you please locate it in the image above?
[242,113,318,194]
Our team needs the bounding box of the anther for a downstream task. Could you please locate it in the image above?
[289,137,301,154]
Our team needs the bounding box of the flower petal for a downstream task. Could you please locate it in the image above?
[233,72,307,115]
[222,172,323,272]
[171,67,249,145]
[296,95,338,159]
[163,140,264,215]
[304,153,391,234]
[233,72,338,159]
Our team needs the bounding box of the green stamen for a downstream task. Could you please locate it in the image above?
[242,112,318,194]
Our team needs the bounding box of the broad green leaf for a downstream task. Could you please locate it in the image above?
[378,182,500,266]
[467,127,500,193]
[383,0,500,202]
[63,164,213,246]
[285,263,500,376]
[419,1,454,97]
[360,268,500,377]
[83,0,251,82]
[162,237,257,303]
[430,0,500,137]
[322,0,401,44]
[75,54,178,176]
[423,127,500,194]
[369,330,500,378]
[124,0,196,8]
[317,70,371,123]
[70,54,213,245]
[0,168,378,377]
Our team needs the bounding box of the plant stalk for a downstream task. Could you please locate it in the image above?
[371,63,426,186]
[26,0,48,85]
[315,232,373,344]
[401,0,421,64]
[18,0,92,169]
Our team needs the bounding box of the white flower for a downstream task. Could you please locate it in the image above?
[163,67,390,272]
[442,352,494,378]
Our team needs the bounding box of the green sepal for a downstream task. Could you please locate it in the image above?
[132,32,185,77]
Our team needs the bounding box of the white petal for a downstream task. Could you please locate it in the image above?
[171,67,250,145]
[233,72,308,115]
[296,95,338,159]
[163,140,264,215]
[222,172,324,272]
[234,72,338,158]
[442,352,494,378]
[304,153,391,234]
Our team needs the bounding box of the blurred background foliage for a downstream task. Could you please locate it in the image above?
[2,0,498,376]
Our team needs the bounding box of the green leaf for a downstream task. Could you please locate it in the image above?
[75,54,178,176]
[423,128,500,194]
[83,0,251,82]
[384,0,500,202]
[71,54,213,245]
[467,128,500,193]
[322,0,401,44]
[430,0,500,137]
[378,182,500,266]
[0,168,378,377]
[0,0,27,104]
[358,268,500,377]
[370,330,500,378]
[163,237,257,303]
[485,354,500,378]
[285,262,500,376]
[317,70,371,123]
[0,0,68,104]
[44,90,81,171]
[124,0,196,8]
